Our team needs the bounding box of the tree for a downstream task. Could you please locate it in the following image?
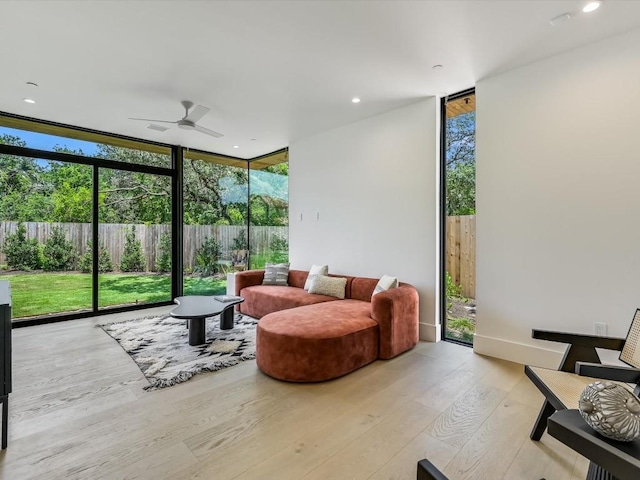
[194,236,221,276]
[120,226,146,272]
[42,227,77,271]
[2,222,41,270]
[0,135,53,222]
[155,232,172,273]
[446,111,476,216]
[78,241,113,273]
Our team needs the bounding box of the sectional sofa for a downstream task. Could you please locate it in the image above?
[235,269,419,382]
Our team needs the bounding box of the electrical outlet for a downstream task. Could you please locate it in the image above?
[594,322,607,336]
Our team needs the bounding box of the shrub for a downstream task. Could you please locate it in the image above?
[232,229,248,251]
[120,226,146,272]
[155,232,172,273]
[78,241,114,273]
[194,236,221,276]
[270,233,288,252]
[2,223,41,270]
[42,227,77,271]
[445,271,464,299]
[269,233,288,264]
[445,271,466,310]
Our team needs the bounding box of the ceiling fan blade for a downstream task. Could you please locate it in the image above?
[185,105,209,123]
[194,125,224,138]
[129,117,177,124]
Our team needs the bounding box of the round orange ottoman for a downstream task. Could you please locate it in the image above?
[256,300,379,382]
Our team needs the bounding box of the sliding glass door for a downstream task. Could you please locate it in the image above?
[98,169,172,310]
[0,149,93,319]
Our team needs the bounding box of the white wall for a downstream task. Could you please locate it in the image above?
[475,28,640,367]
[289,99,439,339]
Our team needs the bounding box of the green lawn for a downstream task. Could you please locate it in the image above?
[2,273,226,319]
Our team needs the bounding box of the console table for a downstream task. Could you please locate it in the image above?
[548,409,640,480]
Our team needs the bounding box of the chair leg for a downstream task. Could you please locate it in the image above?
[531,399,555,441]
[417,459,449,480]
[1,395,7,449]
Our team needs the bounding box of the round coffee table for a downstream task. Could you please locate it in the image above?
[171,295,245,346]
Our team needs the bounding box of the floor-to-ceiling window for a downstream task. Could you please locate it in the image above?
[441,89,476,344]
[0,116,176,324]
[0,113,289,325]
[182,150,249,296]
[0,149,93,319]
[248,150,289,269]
[98,169,173,310]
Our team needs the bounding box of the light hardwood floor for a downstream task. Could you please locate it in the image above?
[0,307,588,480]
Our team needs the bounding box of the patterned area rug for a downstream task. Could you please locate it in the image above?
[99,313,258,390]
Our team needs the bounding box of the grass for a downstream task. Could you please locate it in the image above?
[1,272,226,319]
[446,316,475,343]
[249,252,289,269]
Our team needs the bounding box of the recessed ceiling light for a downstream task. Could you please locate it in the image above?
[233,145,239,149]
[432,64,444,70]
[583,1,602,13]
[26,81,38,87]
[23,98,36,104]
[352,97,361,104]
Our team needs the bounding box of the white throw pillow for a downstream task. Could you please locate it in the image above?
[304,264,329,291]
[308,275,347,299]
[372,275,398,296]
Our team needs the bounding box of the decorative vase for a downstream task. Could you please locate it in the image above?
[578,381,640,442]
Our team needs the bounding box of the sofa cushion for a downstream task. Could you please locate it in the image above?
[351,277,380,302]
[307,275,347,299]
[239,285,338,318]
[256,300,378,382]
[262,262,290,286]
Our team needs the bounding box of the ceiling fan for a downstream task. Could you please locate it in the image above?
[129,100,224,138]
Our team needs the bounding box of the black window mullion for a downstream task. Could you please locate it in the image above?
[172,146,184,299]
[92,166,99,313]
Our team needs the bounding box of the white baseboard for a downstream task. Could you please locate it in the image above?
[419,322,441,342]
[473,334,564,368]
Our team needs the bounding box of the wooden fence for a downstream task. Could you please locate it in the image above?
[446,215,476,299]
[0,222,288,271]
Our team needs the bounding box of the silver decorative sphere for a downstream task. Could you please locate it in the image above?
[579,381,640,442]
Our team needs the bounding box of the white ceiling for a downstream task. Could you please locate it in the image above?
[1,0,639,159]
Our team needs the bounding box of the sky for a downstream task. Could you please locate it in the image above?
[0,126,100,156]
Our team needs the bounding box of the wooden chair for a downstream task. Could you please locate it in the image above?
[417,459,448,480]
[231,249,248,271]
[526,309,640,441]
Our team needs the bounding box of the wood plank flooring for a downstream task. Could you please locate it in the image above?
[0,307,589,479]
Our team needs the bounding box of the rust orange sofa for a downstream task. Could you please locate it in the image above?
[235,269,419,382]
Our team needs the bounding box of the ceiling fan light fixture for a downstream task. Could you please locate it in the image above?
[129,100,223,138]
[583,1,602,13]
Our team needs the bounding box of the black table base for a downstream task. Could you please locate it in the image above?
[185,305,237,346]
